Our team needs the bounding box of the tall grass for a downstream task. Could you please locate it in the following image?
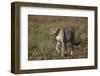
[28,15,88,60]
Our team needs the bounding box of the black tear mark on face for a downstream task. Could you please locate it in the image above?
[55,28,60,37]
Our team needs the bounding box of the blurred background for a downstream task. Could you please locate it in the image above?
[28,15,88,60]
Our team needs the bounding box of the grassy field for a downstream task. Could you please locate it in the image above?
[28,15,88,61]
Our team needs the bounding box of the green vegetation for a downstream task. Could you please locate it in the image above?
[28,15,88,60]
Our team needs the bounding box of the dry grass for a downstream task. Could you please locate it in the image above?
[28,15,88,60]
